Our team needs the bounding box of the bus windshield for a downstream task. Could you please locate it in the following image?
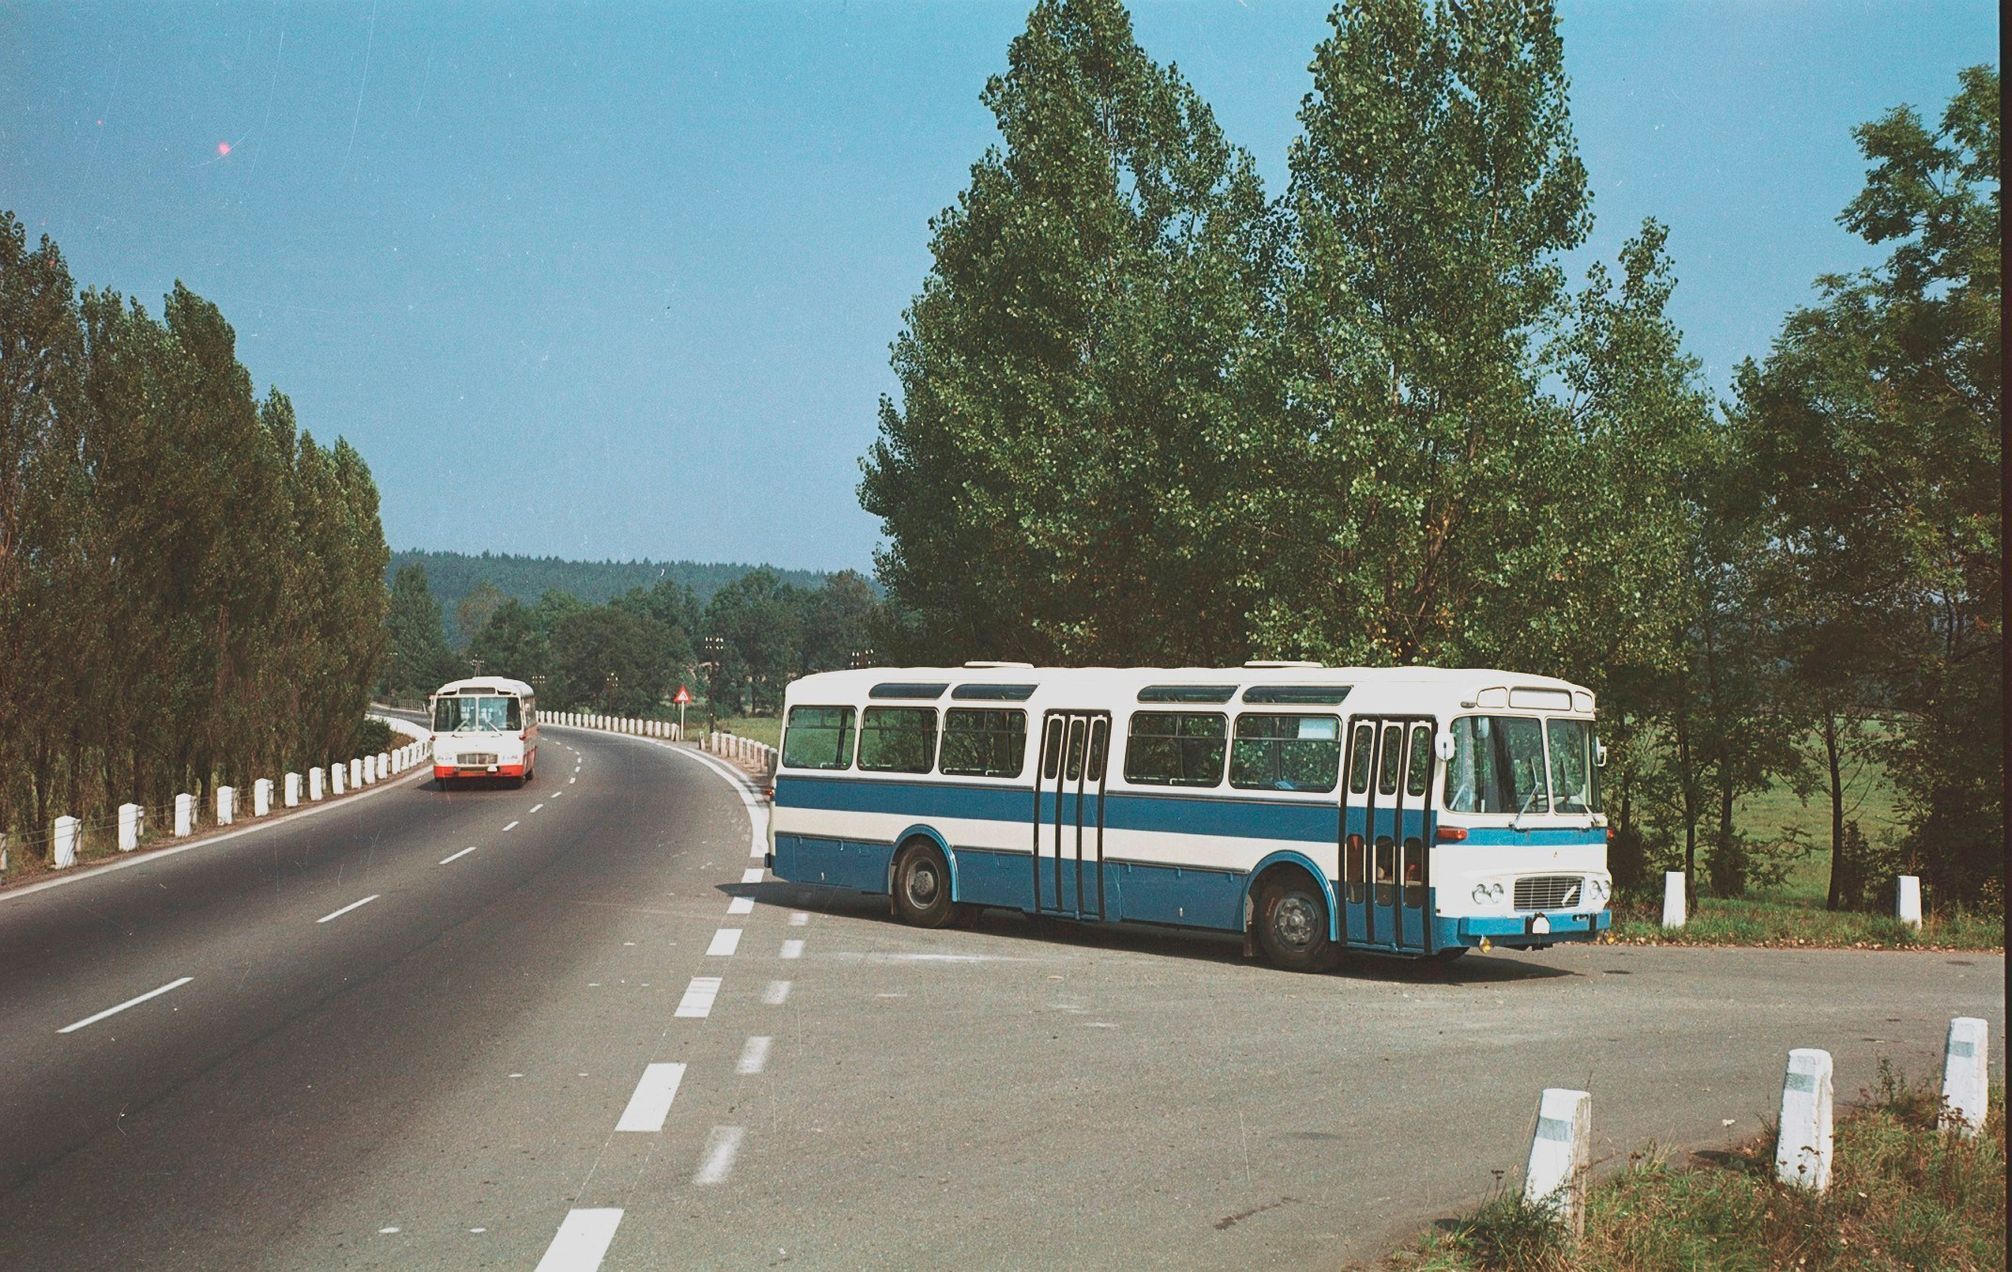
[1446,715,1547,814]
[435,695,521,733]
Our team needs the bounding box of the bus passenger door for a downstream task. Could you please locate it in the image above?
[1344,716,1436,953]
[1032,711,1109,919]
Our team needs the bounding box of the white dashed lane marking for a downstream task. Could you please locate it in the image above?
[530,803,545,813]
[779,939,804,960]
[614,1062,687,1132]
[762,980,791,1005]
[707,929,742,957]
[740,868,764,884]
[503,820,520,832]
[693,1126,745,1185]
[57,976,193,1035]
[316,894,379,924]
[535,1208,622,1272]
[726,896,755,916]
[676,976,722,1019]
[439,845,479,865]
[737,1036,772,1075]
[788,911,809,926]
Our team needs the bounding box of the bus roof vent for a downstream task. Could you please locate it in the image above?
[1243,660,1321,669]
[963,660,1034,668]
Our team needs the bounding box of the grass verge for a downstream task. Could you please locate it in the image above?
[1385,1065,2005,1272]
[1611,896,2003,951]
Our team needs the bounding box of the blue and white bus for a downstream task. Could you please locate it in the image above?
[767,663,1612,970]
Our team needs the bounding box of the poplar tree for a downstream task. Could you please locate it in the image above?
[1256,0,1592,666]
[861,0,1273,663]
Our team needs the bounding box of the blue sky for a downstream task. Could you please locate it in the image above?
[2,2,1996,573]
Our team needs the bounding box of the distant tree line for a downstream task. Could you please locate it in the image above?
[0,213,389,855]
[387,549,838,645]
[381,564,883,719]
[862,2,2000,905]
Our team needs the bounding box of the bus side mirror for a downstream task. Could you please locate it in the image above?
[1595,742,1608,768]
[1434,732,1456,762]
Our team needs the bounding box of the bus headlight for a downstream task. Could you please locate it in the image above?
[1488,882,1504,901]
[1588,878,1610,902]
[1471,884,1489,904]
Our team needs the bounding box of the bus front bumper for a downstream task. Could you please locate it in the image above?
[1440,909,1611,949]
[435,763,524,780]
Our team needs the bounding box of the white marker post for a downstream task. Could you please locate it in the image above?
[308,767,325,801]
[348,758,362,789]
[253,778,272,818]
[216,786,235,827]
[174,793,194,836]
[331,765,346,796]
[1661,870,1686,929]
[1774,1048,1834,1191]
[378,751,390,779]
[118,802,143,851]
[1941,1017,1989,1138]
[1523,1088,1591,1239]
[53,815,80,869]
[1896,875,1922,929]
[285,772,301,807]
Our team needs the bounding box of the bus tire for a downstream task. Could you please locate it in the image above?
[1431,946,1469,963]
[892,840,957,929]
[1254,871,1335,973]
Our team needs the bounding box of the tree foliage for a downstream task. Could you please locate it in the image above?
[1736,66,2001,902]
[861,5,2002,906]
[0,213,388,853]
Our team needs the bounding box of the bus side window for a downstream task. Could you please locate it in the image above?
[1377,723,1404,795]
[1405,724,1432,798]
[781,706,856,771]
[858,706,938,773]
[1348,723,1374,794]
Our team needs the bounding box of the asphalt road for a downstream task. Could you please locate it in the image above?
[0,726,2000,1269]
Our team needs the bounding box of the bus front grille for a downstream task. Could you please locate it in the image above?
[1514,875,1583,911]
[458,752,498,765]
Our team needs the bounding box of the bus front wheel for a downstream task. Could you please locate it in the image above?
[892,840,957,929]
[1255,873,1336,973]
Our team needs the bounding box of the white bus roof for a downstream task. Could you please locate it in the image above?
[433,677,537,698]
[784,664,1593,713]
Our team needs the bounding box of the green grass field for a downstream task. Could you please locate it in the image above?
[1730,749,1905,903]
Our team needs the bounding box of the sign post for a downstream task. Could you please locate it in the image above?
[673,684,692,739]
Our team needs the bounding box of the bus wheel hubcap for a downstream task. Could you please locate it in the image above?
[908,864,938,905]
[1277,896,1316,948]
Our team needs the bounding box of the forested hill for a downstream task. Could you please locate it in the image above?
[390,550,835,642]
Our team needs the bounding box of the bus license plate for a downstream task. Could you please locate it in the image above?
[1531,914,1551,934]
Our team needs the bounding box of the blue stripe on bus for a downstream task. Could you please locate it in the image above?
[773,831,1610,952]
[773,773,1605,848]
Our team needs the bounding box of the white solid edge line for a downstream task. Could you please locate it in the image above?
[439,845,480,865]
[693,1126,746,1185]
[726,896,755,916]
[534,1208,624,1272]
[57,975,194,1034]
[0,761,431,908]
[614,1062,687,1133]
[503,820,520,832]
[706,928,743,957]
[316,894,380,924]
[737,1036,772,1075]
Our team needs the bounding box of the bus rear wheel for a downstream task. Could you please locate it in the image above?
[1255,873,1336,973]
[892,840,957,929]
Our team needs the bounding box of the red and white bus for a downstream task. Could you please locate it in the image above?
[430,677,539,787]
